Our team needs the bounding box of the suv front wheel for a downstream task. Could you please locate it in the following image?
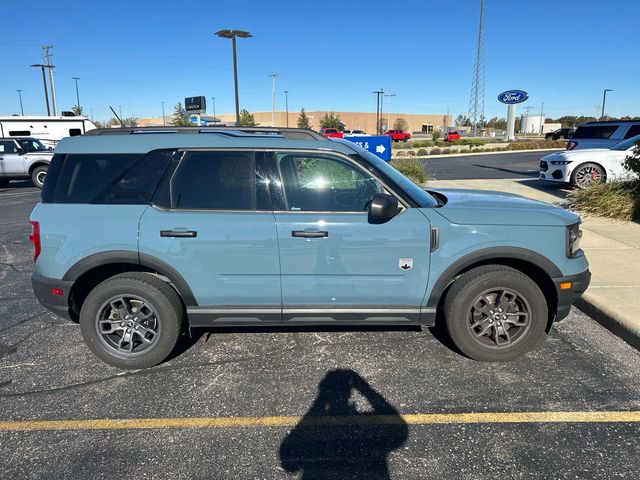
[443,265,548,361]
[79,273,184,369]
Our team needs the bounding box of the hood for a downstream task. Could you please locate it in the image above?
[426,188,579,226]
[542,149,615,161]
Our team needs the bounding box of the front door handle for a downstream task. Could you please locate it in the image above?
[292,230,328,238]
[160,230,198,238]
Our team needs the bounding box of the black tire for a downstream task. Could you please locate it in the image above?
[79,273,184,369]
[443,265,548,361]
[31,165,48,189]
[402,138,409,142]
[570,162,605,188]
[0,179,9,187]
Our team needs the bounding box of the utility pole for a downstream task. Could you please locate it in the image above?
[16,90,24,115]
[161,101,166,126]
[215,30,253,124]
[72,77,81,113]
[284,90,289,127]
[211,97,216,123]
[468,0,485,136]
[270,73,277,126]
[539,102,544,135]
[90,108,94,121]
[384,92,395,131]
[43,45,57,115]
[601,89,613,120]
[118,105,122,119]
[30,64,50,115]
[373,89,383,135]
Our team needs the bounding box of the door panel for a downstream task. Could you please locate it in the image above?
[0,141,24,175]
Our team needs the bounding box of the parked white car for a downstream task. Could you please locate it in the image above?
[539,134,640,187]
[343,129,367,136]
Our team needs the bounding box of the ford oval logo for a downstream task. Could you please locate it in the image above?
[498,90,529,104]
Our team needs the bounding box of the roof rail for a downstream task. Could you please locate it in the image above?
[83,126,328,141]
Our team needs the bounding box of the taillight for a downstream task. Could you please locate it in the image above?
[566,141,577,150]
[29,220,41,262]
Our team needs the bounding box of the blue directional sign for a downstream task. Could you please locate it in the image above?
[343,135,392,161]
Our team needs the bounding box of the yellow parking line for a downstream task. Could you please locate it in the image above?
[1,411,640,431]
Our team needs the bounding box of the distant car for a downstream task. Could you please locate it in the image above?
[0,137,53,188]
[385,130,411,142]
[539,134,640,187]
[320,128,343,138]
[566,120,640,150]
[343,129,367,136]
[444,131,461,142]
[545,128,575,141]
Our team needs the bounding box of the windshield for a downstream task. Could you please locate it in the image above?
[17,138,47,152]
[350,149,439,208]
[611,134,640,151]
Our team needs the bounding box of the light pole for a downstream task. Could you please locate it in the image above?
[16,90,24,115]
[215,29,252,125]
[373,89,383,135]
[72,77,81,113]
[601,89,612,120]
[284,90,289,127]
[384,92,395,132]
[270,73,277,126]
[31,64,50,115]
[161,101,166,126]
[211,97,216,123]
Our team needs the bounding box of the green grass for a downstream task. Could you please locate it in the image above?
[569,180,640,221]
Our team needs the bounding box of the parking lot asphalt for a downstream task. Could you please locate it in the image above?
[422,150,545,180]
[1,182,640,479]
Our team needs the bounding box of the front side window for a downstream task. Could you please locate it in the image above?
[169,151,258,210]
[623,124,640,139]
[276,153,383,212]
[17,138,47,152]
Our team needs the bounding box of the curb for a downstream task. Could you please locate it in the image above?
[574,296,640,351]
[393,148,563,160]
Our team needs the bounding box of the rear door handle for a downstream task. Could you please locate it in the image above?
[292,230,328,238]
[160,230,198,238]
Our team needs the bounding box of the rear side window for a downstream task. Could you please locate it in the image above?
[572,125,618,139]
[168,151,258,210]
[69,129,82,136]
[0,140,18,153]
[9,130,30,136]
[43,150,173,204]
[624,124,640,139]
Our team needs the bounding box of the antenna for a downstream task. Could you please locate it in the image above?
[468,0,485,136]
[109,106,125,127]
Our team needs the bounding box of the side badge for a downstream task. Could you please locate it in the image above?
[399,258,413,271]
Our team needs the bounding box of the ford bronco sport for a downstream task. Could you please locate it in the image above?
[30,126,590,369]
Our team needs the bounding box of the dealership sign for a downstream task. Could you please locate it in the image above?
[497,90,528,104]
[185,96,207,112]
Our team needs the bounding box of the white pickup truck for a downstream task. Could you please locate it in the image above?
[0,137,53,188]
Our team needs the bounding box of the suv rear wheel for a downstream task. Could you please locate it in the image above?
[443,265,547,361]
[31,165,48,188]
[79,273,184,369]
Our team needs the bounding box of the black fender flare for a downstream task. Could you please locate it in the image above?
[426,246,562,310]
[62,250,197,306]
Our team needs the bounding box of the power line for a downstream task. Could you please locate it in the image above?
[468,0,485,136]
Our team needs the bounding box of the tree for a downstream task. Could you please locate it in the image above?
[239,109,257,126]
[71,105,83,116]
[432,131,442,142]
[455,115,471,127]
[297,108,311,129]
[624,143,640,177]
[486,117,507,130]
[319,111,342,130]
[171,102,191,126]
[393,118,409,131]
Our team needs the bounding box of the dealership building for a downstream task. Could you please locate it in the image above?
[137,110,452,134]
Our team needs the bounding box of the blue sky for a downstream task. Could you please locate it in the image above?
[1,0,638,122]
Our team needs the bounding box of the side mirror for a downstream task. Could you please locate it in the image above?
[16,147,25,155]
[368,193,399,224]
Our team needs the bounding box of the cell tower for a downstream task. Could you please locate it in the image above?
[468,0,485,136]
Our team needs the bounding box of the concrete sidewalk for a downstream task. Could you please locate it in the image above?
[428,177,640,350]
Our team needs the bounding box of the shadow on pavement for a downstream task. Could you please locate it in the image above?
[471,163,539,177]
[0,180,36,191]
[517,178,572,200]
[279,369,408,479]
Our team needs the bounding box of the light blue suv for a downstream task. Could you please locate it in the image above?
[30,127,590,368]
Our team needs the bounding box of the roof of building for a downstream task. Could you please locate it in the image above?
[56,127,357,155]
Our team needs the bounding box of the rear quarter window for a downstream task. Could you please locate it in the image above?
[572,125,618,139]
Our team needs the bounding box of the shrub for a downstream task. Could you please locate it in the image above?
[451,138,486,146]
[569,180,640,221]
[407,150,416,156]
[508,139,566,150]
[435,141,448,147]
[432,131,442,142]
[449,148,459,154]
[412,140,433,148]
[396,150,407,157]
[391,157,428,184]
[416,148,428,156]
[430,148,442,155]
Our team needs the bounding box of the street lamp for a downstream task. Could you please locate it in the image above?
[161,101,166,126]
[16,90,24,115]
[373,89,383,135]
[31,64,50,115]
[211,97,216,123]
[284,90,289,128]
[215,29,252,125]
[72,77,81,114]
[601,89,613,120]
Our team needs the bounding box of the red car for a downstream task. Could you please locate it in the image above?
[444,131,461,142]
[320,128,343,138]
[385,129,411,142]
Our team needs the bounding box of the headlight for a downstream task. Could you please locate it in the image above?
[567,223,583,257]
[551,160,572,165]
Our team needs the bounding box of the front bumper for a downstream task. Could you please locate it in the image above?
[552,268,591,321]
[32,272,74,320]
